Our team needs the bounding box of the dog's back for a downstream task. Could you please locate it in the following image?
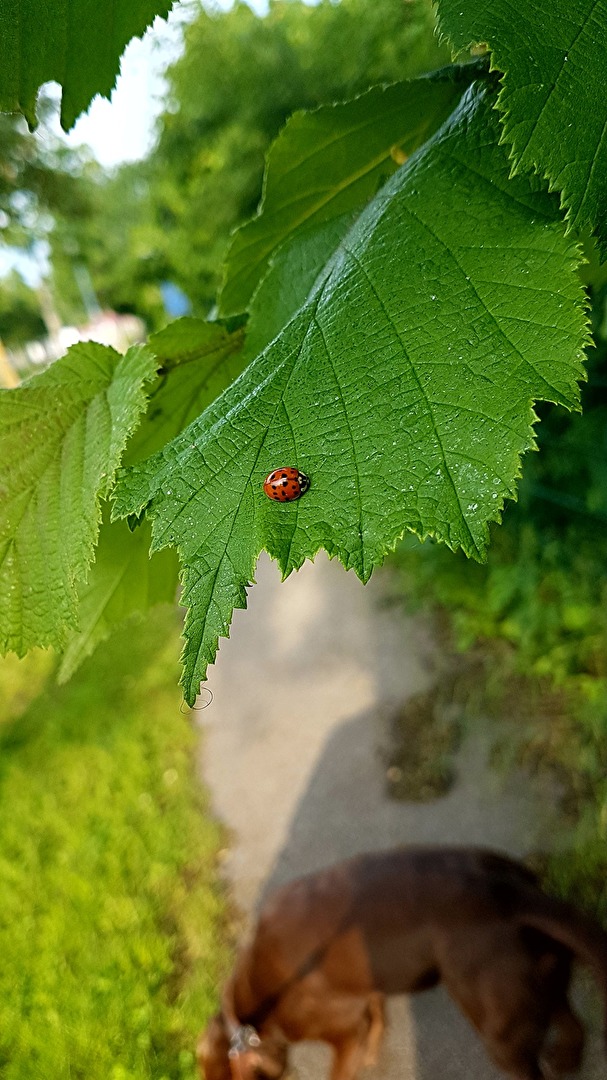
[247,847,541,992]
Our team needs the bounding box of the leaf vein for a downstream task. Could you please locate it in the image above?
[340,244,479,554]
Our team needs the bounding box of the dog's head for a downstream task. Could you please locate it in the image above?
[197,1014,288,1080]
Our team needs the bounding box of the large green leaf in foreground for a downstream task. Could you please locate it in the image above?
[436,0,607,253]
[116,86,587,703]
[0,343,156,654]
[0,0,173,129]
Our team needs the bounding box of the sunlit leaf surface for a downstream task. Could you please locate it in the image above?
[116,86,587,703]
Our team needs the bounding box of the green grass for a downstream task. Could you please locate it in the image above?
[0,647,56,727]
[0,608,229,1080]
[388,534,607,923]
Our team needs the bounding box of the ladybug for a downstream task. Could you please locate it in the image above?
[263,467,310,502]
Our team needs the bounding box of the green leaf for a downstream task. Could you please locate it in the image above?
[219,69,475,316]
[57,514,179,683]
[242,213,357,363]
[0,342,157,655]
[116,85,588,704]
[126,317,246,463]
[436,0,607,254]
[0,0,173,130]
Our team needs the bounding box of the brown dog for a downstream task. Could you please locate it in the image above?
[197,847,607,1080]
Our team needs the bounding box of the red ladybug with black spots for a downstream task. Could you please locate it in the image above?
[263,468,310,502]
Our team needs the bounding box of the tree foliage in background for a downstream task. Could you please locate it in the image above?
[0,101,95,343]
[49,161,169,331]
[0,271,44,347]
[1,0,607,712]
[0,102,92,248]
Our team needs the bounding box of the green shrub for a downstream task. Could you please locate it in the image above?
[0,608,228,1079]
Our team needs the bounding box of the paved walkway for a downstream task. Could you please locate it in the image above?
[199,552,602,1079]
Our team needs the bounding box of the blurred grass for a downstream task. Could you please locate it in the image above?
[0,648,56,727]
[0,607,229,1080]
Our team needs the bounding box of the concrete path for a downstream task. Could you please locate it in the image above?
[199,552,602,1080]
